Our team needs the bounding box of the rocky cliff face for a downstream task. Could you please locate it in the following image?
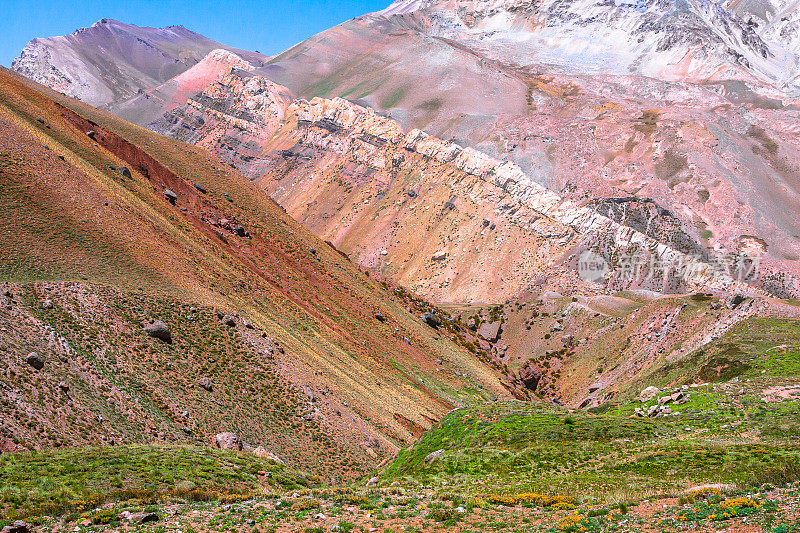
[155,65,770,301]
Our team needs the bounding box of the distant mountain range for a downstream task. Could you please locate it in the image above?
[11,19,268,106]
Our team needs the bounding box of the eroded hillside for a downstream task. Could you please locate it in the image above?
[0,68,516,477]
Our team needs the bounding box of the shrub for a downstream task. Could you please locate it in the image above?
[92,509,117,524]
[426,507,461,523]
[688,487,721,500]
[556,514,585,532]
[719,498,759,511]
[292,497,320,511]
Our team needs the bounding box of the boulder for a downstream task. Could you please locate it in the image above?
[478,321,501,342]
[221,315,236,327]
[163,189,177,204]
[25,352,44,370]
[211,432,242,450]
[197,377,214,392]
[421,312,440,327]
[424,449,445,463]
[133,513,159,524]
[144,321,172,342]
[253,446,285,464]
[638,386,660,402]
[1,521,31,533]
[519,362,542,391]
[119,166,132,179]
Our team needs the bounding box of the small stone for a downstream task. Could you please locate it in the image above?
[374,312,385,322]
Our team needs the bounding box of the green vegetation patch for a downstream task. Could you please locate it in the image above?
[0,445,310,520]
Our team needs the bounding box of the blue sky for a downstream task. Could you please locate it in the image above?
[2,0,390,66]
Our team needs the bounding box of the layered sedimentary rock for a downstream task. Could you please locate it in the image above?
[153,64,758,300]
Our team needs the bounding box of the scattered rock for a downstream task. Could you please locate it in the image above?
[424,449,445,463]
[253,446,285,464]
[421,312,439,328]
[163,189,178,204]
[1,520,31,533]
[133,512,159,524]
[211,432,243,450]
[197,377,214,392]
[638,386,660,402]
[25,352,44,370]
[144,321,172,342]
